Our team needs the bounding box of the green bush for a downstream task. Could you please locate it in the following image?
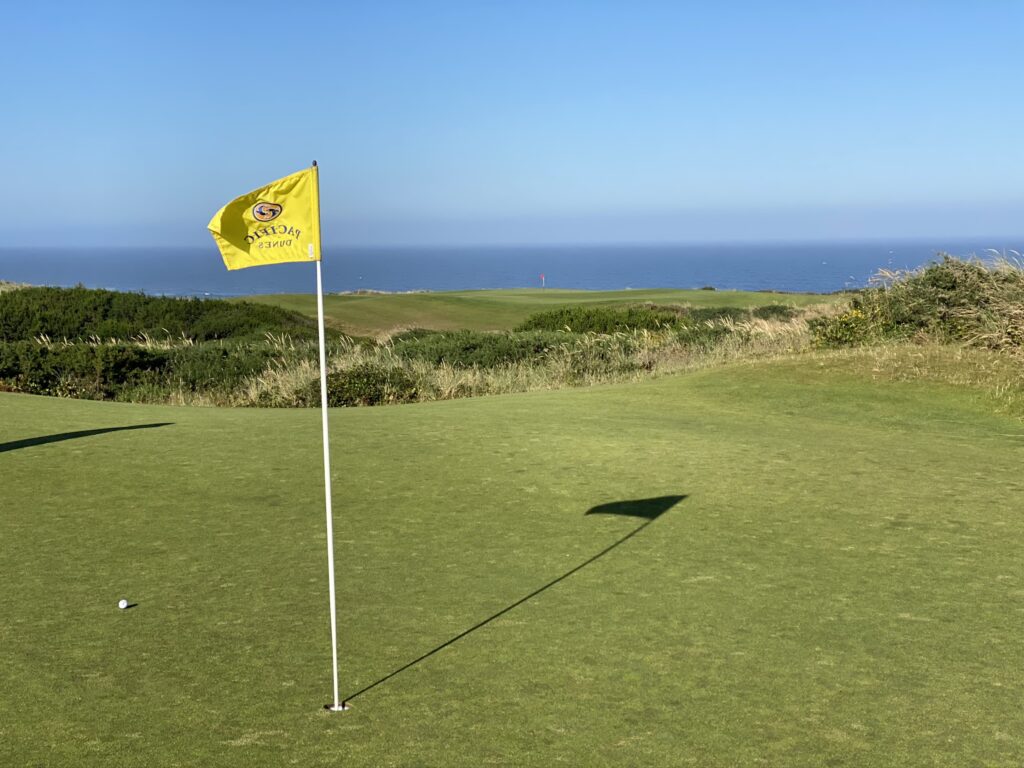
[751,305,798,321]
[550,333,644,381]
[306,363,418,407]
[682,306,749,324]
[808,308,876,348]
[162,344,283,392]
[515,305,681,333]
[810,256,1024,350]
[675,324,734,349]
[0,286,320,342]
[0,339,308,400]
[387,328,440,343]
[391,330,570,368]
[0,341,170,399]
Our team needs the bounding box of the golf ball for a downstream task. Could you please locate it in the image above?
[118,599,128,610]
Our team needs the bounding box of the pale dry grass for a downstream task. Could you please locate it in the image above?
[33,331,198,349]
[234,315,820,406]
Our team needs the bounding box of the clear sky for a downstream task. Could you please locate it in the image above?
[2,1,1021,246]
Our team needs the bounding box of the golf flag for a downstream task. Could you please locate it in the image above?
[207,167,321,270]
[208,162,347,712]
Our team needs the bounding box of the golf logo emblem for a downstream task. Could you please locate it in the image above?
[253,201,283,222]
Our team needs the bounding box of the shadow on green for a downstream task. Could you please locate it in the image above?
[341,494,687,706]
[0,423,173,454]
[585,494,687,520]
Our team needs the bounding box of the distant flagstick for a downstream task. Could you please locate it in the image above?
[312,161,348,712]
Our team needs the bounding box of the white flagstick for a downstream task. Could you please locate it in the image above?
[312,163,347,712]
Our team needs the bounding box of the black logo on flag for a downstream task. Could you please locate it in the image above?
[253,202,283,222]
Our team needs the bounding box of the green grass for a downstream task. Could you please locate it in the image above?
[242,288,841,336]
[2,358,1023,766]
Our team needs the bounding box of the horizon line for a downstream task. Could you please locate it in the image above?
[2,234,1024,251]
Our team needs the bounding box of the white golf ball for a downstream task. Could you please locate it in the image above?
[118,599,129,610]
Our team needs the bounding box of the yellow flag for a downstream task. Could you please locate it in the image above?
[208,166,321,270]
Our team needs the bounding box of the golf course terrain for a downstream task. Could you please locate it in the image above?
[3,350,1023,765]
[241,287,841,336]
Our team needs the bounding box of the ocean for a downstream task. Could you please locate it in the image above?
[0,240,1017,297]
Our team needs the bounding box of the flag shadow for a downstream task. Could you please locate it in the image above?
[0,423,173,454]
[341,494,687,706]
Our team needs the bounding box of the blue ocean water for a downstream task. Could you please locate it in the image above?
[0,240,1018,297]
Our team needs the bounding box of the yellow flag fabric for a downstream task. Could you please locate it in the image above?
[208,167,321,270]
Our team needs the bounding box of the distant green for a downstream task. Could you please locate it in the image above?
[2,357,1022,766]
[242,288,840,336]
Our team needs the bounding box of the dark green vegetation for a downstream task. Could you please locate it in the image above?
[514,303,797,333]
[3,358,1022,766]
[0,286,319,342]
[811,256,1024,351]
[243,287,836,336]
[0,287,330,402]
[0,285,821,405]
[5,258,1021,410]
[391,328,572,367]
[0,339,293,401]
[310,363,419,407]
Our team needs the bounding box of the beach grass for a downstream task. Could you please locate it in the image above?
[2,354,1022,766]
[240,288,843,337]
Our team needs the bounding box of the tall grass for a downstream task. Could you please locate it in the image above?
[811,255,1024,353]
[232,313,819,407]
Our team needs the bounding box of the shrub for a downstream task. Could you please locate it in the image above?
[0,286,320,342]
[391,330,570,368]
[810,256,1024,351]
[752,305,798,321]
[387,328,441,343]
[682,306,749,324]
[162,343,283,392]
[310,363,418,407]
[547,332,645,381]
[0,341,169,399]
[808,308,876,348]
[515,305,681,333]
[675,324,734,349]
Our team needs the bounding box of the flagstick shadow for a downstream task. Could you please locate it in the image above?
[0,423,173,454]
[341,495,686,706]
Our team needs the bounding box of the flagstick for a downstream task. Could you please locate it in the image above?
[312,163,348,713]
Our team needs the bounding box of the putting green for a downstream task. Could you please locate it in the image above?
[1,359,1022,766]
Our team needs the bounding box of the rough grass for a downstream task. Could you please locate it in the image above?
[235,314,821,408]
[807,342,1024,419]
[811,255,1024,353]
[241,288,842,337]
[2,357,1023,766]
[14,306,826,408]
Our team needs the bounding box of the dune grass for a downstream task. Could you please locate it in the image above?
[2,357,1022,766]
[241,288,841,337]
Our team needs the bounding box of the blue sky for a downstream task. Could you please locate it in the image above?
[1,1,1021,246]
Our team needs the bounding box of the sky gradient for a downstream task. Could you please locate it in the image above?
[2,1,1022,246]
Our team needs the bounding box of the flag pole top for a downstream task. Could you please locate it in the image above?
[312,160,318,167]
